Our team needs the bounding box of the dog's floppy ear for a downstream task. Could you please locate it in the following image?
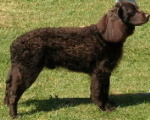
[116,2,131,23]
[97,9,128,43]
[117,3,126,21]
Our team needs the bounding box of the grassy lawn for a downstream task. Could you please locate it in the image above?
[0,0,150,119]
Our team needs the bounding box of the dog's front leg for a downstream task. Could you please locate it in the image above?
[90,67,116,112]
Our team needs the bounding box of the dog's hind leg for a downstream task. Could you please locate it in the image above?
[4,64,43,118]
[4,68,13,106]
[4,65,22,118]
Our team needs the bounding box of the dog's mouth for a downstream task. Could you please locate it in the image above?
[129,13,150,26]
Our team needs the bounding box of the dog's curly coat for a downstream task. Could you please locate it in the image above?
[4,2,149,118]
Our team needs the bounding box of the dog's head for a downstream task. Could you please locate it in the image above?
[116,2,150,26]
[97,2,150,43]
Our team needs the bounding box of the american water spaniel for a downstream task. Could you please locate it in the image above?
[4,1,149,118]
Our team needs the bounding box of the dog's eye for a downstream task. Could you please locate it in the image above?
[127,10,136,17]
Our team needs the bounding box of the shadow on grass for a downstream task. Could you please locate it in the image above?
[20,97,92,116]
[21,92,150,115]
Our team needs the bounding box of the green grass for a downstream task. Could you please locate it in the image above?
[0,0,150,119]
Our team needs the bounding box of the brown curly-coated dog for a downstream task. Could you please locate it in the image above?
[4,2,149,118]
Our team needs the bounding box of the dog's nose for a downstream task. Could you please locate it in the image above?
[145,13,150,20]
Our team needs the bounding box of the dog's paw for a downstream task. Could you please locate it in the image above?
[105,102,116,112]
[99,100,117,112]
[10,113,19,119]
